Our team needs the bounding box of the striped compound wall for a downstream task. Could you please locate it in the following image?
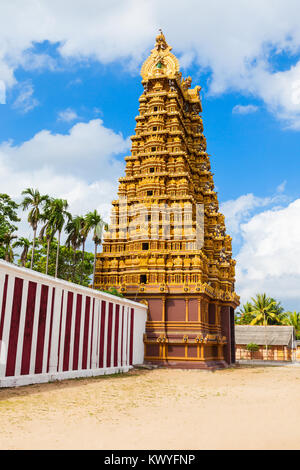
[0,260,147,388]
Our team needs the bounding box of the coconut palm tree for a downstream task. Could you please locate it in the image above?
[13,237,31,267]
[65,215,84,281]
[21,188,49,269]
[250,294,282,326]
[236,301,254,325]
[250,293,283,358]
[282,311,300,334]
[49,198,71,278]
[269,297,285,320]
[84,210,108,288]
[39,198,56,275]
[80,215,92,284]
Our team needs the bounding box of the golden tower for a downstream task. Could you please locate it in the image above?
[95,32,239,368]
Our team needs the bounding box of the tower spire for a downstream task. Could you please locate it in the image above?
[155,29,168,50]
[141,31,179,82]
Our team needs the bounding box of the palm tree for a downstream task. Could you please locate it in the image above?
[269,297,285,320]
[84,210,108,288]
[13,237,31,267]
[21,188,49,269]
[250,293,283,359]
[236,301,254,325]
[39,198,56,275]
[65,215,84,281]
[3,231,17,262]
[250,294,282,326]
[49,198,71,278]
[80,215,92,284]
[282,311,300,335]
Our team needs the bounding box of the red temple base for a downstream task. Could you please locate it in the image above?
[126,293,237,369]
[145,359,229,370]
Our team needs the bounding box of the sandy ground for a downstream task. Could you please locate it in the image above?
[0,365,299,450]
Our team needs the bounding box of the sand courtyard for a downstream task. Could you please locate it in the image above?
[0,365,299,450]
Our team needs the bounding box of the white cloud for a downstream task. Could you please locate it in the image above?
[220,193,287,236]
[93,107,102,116]
[250,62,300,129]
[57,108,79,122]
[67,78,82,87]
[0,118,129,179]
[232,105,259,115]
[276,180,287,193]
[0,80,6,104]
[1,1,300,125]
[236,199,300,310]
[222,190,300,310]
[12,82,39,113]
[9,165,117,251]
[17,50,57,72]
[0,118,129,249]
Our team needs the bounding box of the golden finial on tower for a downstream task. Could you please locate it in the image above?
[141,30,179,80]
[155,29,168,50]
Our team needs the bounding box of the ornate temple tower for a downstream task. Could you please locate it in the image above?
[95,32,239,369]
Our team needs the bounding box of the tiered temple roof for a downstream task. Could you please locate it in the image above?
[95,31,238,306]
[95,32,239,368]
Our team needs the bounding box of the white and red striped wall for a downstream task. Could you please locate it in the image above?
[0,260,147,388]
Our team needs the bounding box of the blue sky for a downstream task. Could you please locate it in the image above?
[1,1,300,310]
[3,49,300,200]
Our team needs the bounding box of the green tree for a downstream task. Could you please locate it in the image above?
[84,210,108,289]
[250,293,283,326]
[13,237,31,267]
[39,198,56,275]
[249,293,284,358]
[80,215,91,284]
[48,198,71,278]
[28,239,93,286]
[21,188,49,269]
[0,193,20,229]
[0,194,20,260]
[246,343,259,360]
[235,302,254,325]
[269,297,285,321]
[2,231,17,262]
[0,223,9,259]
[65,215,84,281]
[102,287,124,298]
[282,311,300,336]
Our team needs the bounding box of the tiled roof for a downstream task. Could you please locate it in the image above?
[235,325,296,348]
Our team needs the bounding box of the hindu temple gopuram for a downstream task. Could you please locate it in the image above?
[95,31,239,369]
